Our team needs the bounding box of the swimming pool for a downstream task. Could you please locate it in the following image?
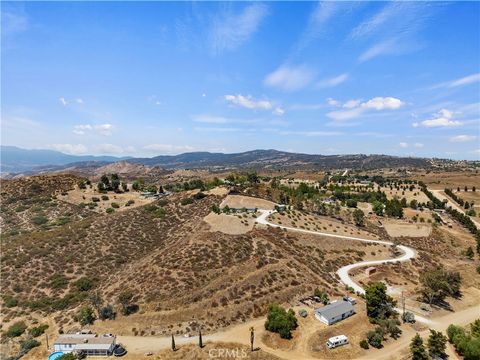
[48,351,64,360]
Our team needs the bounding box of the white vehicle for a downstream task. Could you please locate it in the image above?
[326,335,349,349]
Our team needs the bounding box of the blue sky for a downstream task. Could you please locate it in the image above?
[2,1,479,159]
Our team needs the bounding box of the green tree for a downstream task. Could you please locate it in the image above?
[74,276,94,292]
[264,304,298,339]
[427,330,447,358]
[99,304,115,320]
[447,324,465,343]
[313,288,329,305]
[6,321,27,337]
[75,306,95,325]
[353,209,365,227]
[466,246,475,260]
[471,319,480,337]
[372,201,384,216]
[118,290,135,315]
[420,267,461,305]
[410,334,430,360]
[367,327,384,348]
[101,174,110,188]
[365,282,397,321]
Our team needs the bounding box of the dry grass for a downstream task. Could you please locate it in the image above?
[220,195,276,210]
[382,221,432,238]
[204,212,256,234]
[58,183,155,213]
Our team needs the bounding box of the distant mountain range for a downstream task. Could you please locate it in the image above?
[0,145,458,176]
[0,146,129,173]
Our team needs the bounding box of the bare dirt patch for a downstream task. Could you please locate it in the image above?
[220,195,276,210]
[204,212,256,234]
[383,221,432,238]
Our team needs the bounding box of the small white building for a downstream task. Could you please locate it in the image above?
[53,333,116,356]
[315,300,355,325]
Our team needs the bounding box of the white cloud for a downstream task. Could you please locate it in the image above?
[326,107,364,121]
[49,143,88,155]
[399,142,424,149]
[273,107,285,116]
[264,65,315,91]
[343,99,361,109]
[327,98,340,107]
[94,144,124,155]
[144,144,194,153]
[449,135,477,143]
[75,98,84,104]
[416,109,463,128]
[224,94,272,110]
[59,97,68,106]
[202,93,207,98]
[73,123,113,136]
[326,96,404,121]
[210,3,268,54]
[361,97,404,110]
[316,73,349,88]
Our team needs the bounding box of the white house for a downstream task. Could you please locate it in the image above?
[315,300,355,325]
[53,333,116,356]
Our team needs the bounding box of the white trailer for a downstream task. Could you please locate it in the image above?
[326,335,349,349]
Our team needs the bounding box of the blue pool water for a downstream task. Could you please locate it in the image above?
[48,352,64,360]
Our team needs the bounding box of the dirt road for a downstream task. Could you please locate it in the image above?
[117,209,478,359]
[431,188,480,228]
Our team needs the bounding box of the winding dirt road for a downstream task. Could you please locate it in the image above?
[116,209,476,359]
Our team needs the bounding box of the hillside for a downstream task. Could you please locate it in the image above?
[130,149,432,170]
[1,146,439,177]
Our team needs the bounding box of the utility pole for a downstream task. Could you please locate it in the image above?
[46,334,49,350]
[401,291,405,320]
[250,327,255,352]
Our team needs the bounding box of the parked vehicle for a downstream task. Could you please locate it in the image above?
[326,335,349,349]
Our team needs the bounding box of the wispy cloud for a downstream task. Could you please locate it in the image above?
[292,2,341,54]
[353,2,434,62]
[143,144,194,153]
[449,135,477,143]
[316,73,349,88]
[73,123,114,136]
[430,73,480,90]
[191,114,258,124]
[210,3,268,55]
[264,64,315,91]
[48,143,88,155]
[1,6,28,36]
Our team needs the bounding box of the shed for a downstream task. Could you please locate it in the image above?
[365,267,377,276]
[315,300,355,325]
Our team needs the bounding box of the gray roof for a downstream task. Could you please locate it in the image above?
[54,334,115,347]
[315,300,354,320]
